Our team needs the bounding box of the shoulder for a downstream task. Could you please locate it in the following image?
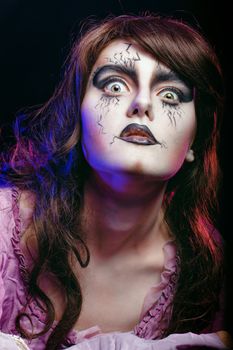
[0,186,16,239]
[0,185,35,220]
[0,186,13,211]
[0,186,36,249]
[17,188,36,232]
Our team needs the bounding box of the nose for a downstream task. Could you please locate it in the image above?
[127,90,154,121]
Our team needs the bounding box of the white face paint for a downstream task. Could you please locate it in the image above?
[81,40,196,181]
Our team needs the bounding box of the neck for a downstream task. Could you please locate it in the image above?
[80,170,170,261]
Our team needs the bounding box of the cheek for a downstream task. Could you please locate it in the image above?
[164,107,196,166]
[170,102,196,141]
[80,99,120,167]
[80,101,99,162]
[81,93,110,140]
[81,94,127,143]
[81,105,104,157]
[81,107,100,136]
[161,103,183,128]
[81,95,113,135]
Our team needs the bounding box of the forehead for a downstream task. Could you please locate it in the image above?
[93,39,168,72]
[90,39,193,91]
[97,39,145,56]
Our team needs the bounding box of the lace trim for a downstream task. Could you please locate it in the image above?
[11,187,30,284]
[11,335,30,350]
[10,187,47,325]
[134,245,180,340]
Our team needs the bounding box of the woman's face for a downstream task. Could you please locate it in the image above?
[81,40,196,181]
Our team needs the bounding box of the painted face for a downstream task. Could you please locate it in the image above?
[81,40,196,180]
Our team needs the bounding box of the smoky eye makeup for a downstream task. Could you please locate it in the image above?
[92,68,131,96]
[92,65,194,102]
[92,67,107,88]
[158,86,193,106]
[92,64,137,88]
[152,68,194,104]
[93,75,127,91]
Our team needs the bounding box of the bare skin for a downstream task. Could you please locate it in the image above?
[71,171,172,331]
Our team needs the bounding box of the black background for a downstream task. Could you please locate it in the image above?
[0,0,232,333]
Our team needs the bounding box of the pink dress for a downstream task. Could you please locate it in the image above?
[0,187,227,349]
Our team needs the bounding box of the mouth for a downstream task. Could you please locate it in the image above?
[118,123,159,145]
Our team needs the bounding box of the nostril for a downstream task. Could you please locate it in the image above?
[133,108,139,114]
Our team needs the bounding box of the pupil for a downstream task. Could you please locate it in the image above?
[113,84,120,92]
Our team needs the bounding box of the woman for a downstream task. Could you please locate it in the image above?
[0,14,230,349]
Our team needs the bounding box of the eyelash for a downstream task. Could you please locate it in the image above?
[96,77,185,105]
[97,77,128,95]
[158,87,184,106]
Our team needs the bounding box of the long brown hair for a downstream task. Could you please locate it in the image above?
[0,14,225,349]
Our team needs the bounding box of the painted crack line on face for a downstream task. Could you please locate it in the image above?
[95,95,120,114]
[97,114,107,135]
[110,135,119,145]
[162,102,183,128]
[95,95,120,137]
[106,43,141,69]
[160,140,168,149]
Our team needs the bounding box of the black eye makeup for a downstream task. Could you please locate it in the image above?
[94,76,129,96]
[92,64,194,104]
[151,69,194,106]
[158,86,192,107]
[92,64,136,90]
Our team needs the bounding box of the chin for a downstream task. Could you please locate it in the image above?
[86,155,181,181]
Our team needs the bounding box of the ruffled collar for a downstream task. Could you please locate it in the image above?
[11,186,180,346]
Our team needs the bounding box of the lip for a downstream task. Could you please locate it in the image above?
[119,123,158,145]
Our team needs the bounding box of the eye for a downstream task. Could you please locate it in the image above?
[159,87,183,105]
[103,79,129,95]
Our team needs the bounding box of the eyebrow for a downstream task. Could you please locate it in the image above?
[92,63,191,89]
[152,69,190,87]
[92,64,137,85]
